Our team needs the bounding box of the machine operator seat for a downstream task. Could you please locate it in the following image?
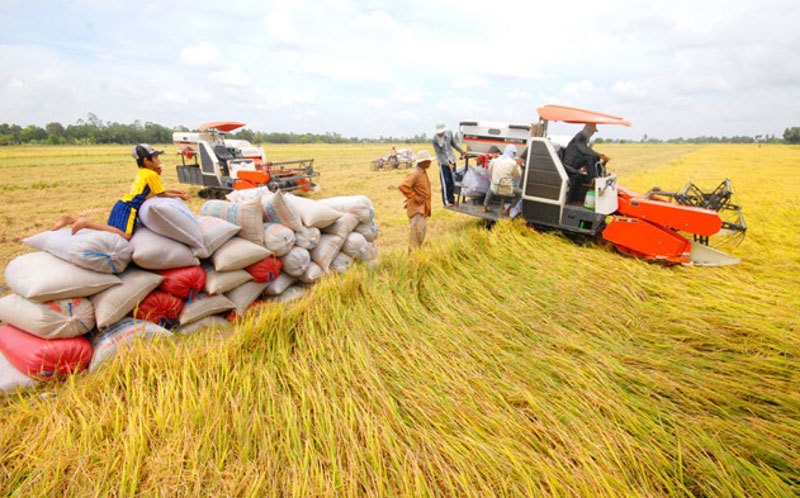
[213,145,234,177]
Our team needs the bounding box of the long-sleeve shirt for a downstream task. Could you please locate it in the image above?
[432,130,464,166]
[487,156,521,194]
[562,130,600,169]
[398,166,432,218]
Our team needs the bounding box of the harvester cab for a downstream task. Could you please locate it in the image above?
[447,105,747,266]
[174,121,319,199]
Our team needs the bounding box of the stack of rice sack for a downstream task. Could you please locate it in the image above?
[215,188,379,293]
[0,192,379,393]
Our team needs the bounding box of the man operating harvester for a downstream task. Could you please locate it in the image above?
[398,150,433,252]
[562,123,610,203]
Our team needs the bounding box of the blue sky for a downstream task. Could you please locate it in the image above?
[1,0,799,141]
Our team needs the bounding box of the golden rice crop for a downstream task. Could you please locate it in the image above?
[0,142,798,496]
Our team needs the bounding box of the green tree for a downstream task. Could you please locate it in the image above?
[21,125,48,143]
[783,127,800,144]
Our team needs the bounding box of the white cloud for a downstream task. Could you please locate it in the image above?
[179,42,225,69]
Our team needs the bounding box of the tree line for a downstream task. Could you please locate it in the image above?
[1,114,799,145]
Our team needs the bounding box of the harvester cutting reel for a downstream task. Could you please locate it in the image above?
[644,178,747,249]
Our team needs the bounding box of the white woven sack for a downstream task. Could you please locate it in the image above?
[5,251,121,303]
[363,242,378,260]
[1,350,38,393]
[294,226,321,250]
[322,212,360,239]
[270,284,306,303]
[88,317,172,372]
[90,268,164,329]
[225,280,269,316]
[263,223,296,257]
[178,294,235,325]
[139,197,204,249]
[300,262,324,284]
[0,294,95,339]
[279,246,311,277]
[200,199,264,246]
[261,191,304,231]
[263,272,297,296]
[353,221,380,242]
[284,193,341,229]
[331,252,351,274]
[341,232,369,260]
[212,237,272,272]
[22,227,133,274]
[193,215,241,259]
[310,234,345,273]
[176,315,231,335]
[204,266,253,294]
[131,227,200,270]
[317,196,374,223]
[226,186,270,204]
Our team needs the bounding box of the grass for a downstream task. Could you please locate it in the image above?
[0,142,799,496]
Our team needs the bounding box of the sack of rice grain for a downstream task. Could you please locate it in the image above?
[23,227,133,274]
[0,323,93,379]
[0,294,95,339]
[139,197,205,249]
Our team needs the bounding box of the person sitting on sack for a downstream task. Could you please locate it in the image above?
[482,145,521,214]
[52,144,190,240]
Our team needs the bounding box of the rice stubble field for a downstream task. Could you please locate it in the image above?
[0,142,798,496]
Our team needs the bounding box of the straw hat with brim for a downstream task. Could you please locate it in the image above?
[416,150,433,164]
[434,122,447,134]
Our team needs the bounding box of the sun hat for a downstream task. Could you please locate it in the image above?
[434,121,447,134]
[416,150,433,164]
[488,145,502,154]
[131,143,164,160]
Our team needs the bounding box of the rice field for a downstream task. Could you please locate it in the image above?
[0,142,799,496]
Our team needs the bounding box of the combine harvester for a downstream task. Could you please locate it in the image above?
[174,121,319,199]
[449,105,747,266]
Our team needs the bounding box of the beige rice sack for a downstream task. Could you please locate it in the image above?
[317,195,374,223]
[203,266,253,295]
[88,317,172,372]
[193,215,241,259]
[139,197,205,249]
[331,252,351,274]
[263,223,296,257]
[279,246,311,277]
[310,234,345,273]
[269,284,306,303]
[342,232,369,259]
[263,272,297,296]
[90,268,165,329]
[284,193,341,229]
[225,281,269,316]
[131,227,200,270]
[353,221,380,242]
[322,212,360,239]
[23,227,133,274]
[0,293,95,339]
[5,251,121,303]
[300,262,324,284]
[178,293,236,325]
[176,315,232,335]
[212,237,273,272]
[261,191,304,231]
[200,199,264,246]
[294,226,321,250]
[1,350,39,393]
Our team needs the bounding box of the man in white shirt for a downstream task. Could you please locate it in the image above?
[482,145,521,214]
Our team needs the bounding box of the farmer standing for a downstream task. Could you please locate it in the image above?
[398,150,433,251]
[432,121,465,207]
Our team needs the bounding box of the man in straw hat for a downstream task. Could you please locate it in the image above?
[432,121,465,207]
[398,150,433,251]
